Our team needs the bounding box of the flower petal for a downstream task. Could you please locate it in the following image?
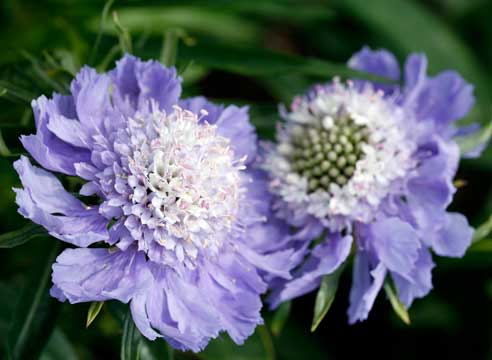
[268,232,352,308]
[348,252,387,323]
[392,247,435,307]
[430,212,473,257]
[51,246,150,303]
[348,46,400,94]
[403,54,475,128]
[370,217,420,281]
[13,156,108,246]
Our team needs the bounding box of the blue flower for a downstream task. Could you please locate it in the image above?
[263,47,475,323]
[13,55,297,351]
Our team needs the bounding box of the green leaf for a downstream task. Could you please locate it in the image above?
[178,40,390,81]
[40,328,77,360]
[456,116,492,156]
[472,213,492,244]
[90,0,116,65]
[270,301,291,336]
[311,265,345,332]
[201,326,274,360]
[160,29,182,67]
[113,11,133,54]
[92,6,262,44]
[6,242,62,360]
[86,301,104,328]
[121,311,142,360]
[384,280,410,325]
[0,223,47,249]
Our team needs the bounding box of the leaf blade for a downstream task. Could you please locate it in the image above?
[311,265,345,332]
[121,311,142,360]
[384,281,410,325]
[86,301,104,328]
[0,223,47,249]
[7,242,62,359]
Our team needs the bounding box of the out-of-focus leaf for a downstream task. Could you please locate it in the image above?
[113,11,133,54]
[201,326,274,360]
[121,311,142,360]
[384,280,410,325]
[160,29,182,67]
[90,0,116,65]
[119,307,173,360]
[0,129,11,156]
[0,223,47,249]
[271,301,291,336]
[0,282,18,338]
[179,40,390,81]
[40,328,77,360]
[456,117,492,157]
[311,265,345,332]
[93,6,262,44]
[332,0,492,124]
[6,242,62,360]
[86,301,104,328]
[140,339,174,360]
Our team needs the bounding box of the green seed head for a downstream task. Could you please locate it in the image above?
[288,116,368,192]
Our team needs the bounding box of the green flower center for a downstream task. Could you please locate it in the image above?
[289,116,369,192]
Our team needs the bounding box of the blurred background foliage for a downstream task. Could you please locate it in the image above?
[1,0,492,359]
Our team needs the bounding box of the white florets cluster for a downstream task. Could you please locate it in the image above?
[264,80,417,227]
[125,103,244,264]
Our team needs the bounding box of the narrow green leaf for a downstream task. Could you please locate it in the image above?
[40,328,77,360]
[86,301,104,328]
[472,213,492,244]
[160,29,182,67]
[201,326,274,360]
[456,116,492,156]
[0,129,11,157]
[384,281,410,325]
[121,311,142,360]
[0,223,47,249]
[311,265,345,332]
[90,0,116,65]
[113,11,133,55]
[139,338,174,360]
[179,40,390,82]
[92,6,261,44]
[7,242,62,360]
[271,301,291,336]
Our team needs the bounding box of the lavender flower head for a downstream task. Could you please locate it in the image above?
[12,55,295,351]
[263,47,475,322]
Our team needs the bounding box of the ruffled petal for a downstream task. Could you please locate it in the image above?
[430,212,473,257]
[70,66,112,134]
[110,54,182,116]
[402,54,474,128]
[22,95,91,175]
[130,248,267,352]
[370,217,420,281]
[348,252,387,323]
[392,247,435,307]
[406,137,459,233]
[268,232,352,308]
[51,246,150,303]
[348,46,400,94]
[13,156,108,246]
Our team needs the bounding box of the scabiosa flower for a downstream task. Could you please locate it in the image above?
[264,47,476,322]
[12,55,296,351]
